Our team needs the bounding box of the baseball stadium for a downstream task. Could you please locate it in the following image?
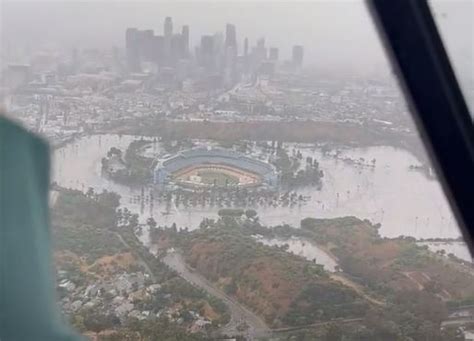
[153,148,278,189]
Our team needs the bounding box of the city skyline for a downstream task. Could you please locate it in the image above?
[2,2,473,340]
[2,1,472,79]
[125,16,305,76]
[1,1,390,76]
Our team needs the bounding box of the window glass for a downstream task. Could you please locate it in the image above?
[430,0,474,114]
[1,1,473,340]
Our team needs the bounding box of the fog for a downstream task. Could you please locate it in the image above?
[1,0,471,78]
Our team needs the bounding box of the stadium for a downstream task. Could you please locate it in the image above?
[153,148,278,189]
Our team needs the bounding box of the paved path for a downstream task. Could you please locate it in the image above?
[163,251,270,339]
[115,232,157,282]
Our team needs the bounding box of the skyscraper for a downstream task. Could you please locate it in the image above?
[140,29,154,61]
[243,37,250,73]
[164,17,173,37]
[164,17,173,66]
[256,38,267,61]
[171,34,183,62]
[125,28,141,72]
[200,35,215,71]
[224,45,237,87]
[181,25,189,56]
[292,45,304,67]
[269,47,279,61]
[224,23,237,78]
[151,35,165,64]
[201,36,214,56]
[225,24,237,51]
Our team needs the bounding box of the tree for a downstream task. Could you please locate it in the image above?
[83,311,120,332]
[118,207,132,226]
[101,157,109,169]
[325,323,343,341]
[245,209,258,220]
[147,217,157,229]
[86,187,95,198]
[129,214,139,229]
[107,147,122,158]
[218,208,244,217]
[97,190,121,209]
[116,208,123,226]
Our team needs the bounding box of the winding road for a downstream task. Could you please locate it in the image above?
[115,232,157,282]
[114,230,366,340]
[163,251,270,339]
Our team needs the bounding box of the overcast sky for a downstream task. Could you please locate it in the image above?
[1,0,472,78]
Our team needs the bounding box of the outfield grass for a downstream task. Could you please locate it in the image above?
[197,170,239,186]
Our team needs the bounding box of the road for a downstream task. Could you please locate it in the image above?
[113,231,268,338]
[441,317,474,327]
[163,251,270,339]
[115,232,157,282]
[113,239,367,339]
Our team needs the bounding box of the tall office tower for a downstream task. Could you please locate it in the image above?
[256,38,267,61]
[201,35,214,56]
[213,33,226,72]
[163,17,173,66]
[269,47,279,61]
[200,35,215,71]
[242,37,250,73]
[224,24,237,73]
[141,29,154,61]
[225,24,237,51]
[213,33,224,55]
[181,25,189,56]
[224,45,238,87]
[125,28,141,72]
[292,45,304,67]
[164,17,173,37]
[171,34,183,62]
[151,35,165,65]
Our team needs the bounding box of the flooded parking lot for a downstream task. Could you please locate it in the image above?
[53,134,464,245]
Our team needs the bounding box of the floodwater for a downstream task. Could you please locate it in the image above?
[53,134,463,242]
[417,241,473,262]
[253,235,338,272]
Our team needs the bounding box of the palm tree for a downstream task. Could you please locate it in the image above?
[116,208,123,226]
[121,207,132,226]
[129,214,139,229]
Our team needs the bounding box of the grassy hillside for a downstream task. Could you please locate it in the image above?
[167,221,368,328]
[154,215,472,340]
[300,217,474,301]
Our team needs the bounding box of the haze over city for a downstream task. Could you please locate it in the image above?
[2,0,472,78]
[1,1,474,340]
